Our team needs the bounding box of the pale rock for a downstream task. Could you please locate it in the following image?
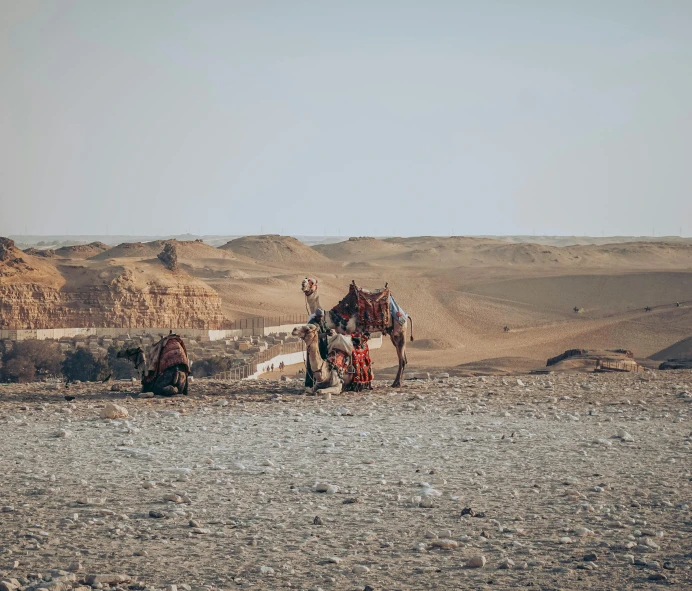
[431,539,458,549]
[100,403,129,420]
[465,555,486,568]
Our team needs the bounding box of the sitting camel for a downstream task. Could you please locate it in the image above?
[292,324,354,393]
[301,277,413,387]
[118,334,189,396]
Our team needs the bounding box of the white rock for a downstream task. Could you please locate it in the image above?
[559,537,573,544]
[101,403,129,419]
[574,527,593,536]
[465,555,486,568]
[352,565,370,574]
[315,483,339,494]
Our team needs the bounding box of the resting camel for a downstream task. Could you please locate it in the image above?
[117,334,189,396]
[292,324,353,393]
[301,277,412,387]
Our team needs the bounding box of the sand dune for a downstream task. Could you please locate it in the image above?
[220,234,327,263]
[649,336,692,360]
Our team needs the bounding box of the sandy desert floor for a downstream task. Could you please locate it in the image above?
[1,373,691,591]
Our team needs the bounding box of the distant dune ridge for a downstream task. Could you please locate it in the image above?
[2,234,692,374]
[220,234,328,263]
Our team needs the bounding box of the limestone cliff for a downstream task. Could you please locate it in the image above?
[0,237,226,329]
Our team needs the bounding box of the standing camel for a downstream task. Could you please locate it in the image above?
[301,277,413,387]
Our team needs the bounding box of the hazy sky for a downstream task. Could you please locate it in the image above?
[1,1,691,237]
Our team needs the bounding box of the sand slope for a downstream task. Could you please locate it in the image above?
[220,235,327,263]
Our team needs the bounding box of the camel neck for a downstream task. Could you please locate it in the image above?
[305,333,323,371]
[306,291,322,314]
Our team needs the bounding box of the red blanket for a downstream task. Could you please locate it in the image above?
[331,282,391,333]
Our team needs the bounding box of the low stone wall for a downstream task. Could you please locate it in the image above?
[248,335,383,379]
[0,323,304,342]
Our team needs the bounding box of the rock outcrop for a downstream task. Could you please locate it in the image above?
[0,237,226,330]
[157,242,179,271]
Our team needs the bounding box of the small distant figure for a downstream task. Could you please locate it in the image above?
[271,363,275,372]
[645,306,651,312]
[503,326,510,333]
[676,302,681,307]
[573,306,579,313]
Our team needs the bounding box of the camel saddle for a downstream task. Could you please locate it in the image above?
[330,281,391,333]
[148,334,190,376]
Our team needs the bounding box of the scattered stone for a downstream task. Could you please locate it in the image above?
[465,555,486,568]
[315,483,339,495]
[648,573,667,581]
[431,539,458,550]
[583,553,598,562]
[84,575,130,585]
[352,565,370,574]
[100,403,128,420]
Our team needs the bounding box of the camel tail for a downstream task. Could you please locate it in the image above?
[408,315,414,342]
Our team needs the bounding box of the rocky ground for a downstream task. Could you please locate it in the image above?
[1,372,691,591]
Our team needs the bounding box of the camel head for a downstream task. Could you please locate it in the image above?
[117,346,147,371]
[292,324,318,342]
[302,277,318,296]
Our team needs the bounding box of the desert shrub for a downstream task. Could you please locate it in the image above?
[105,345,139,380]
[191,358,213,378]
[61,348,109,382]
[190,356,236,378]
[1,340,63,383]
[2,356,36,383]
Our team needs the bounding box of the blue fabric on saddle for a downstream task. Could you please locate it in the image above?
[389,295,408,326]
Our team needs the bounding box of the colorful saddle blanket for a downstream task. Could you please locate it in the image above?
[330,282,391,333]
[389,295,408,326]
[148,335,189,375]
[351,345,373,385]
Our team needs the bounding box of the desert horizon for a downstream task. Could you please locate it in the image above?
[2,232,692,378]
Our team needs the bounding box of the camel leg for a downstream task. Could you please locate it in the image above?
[390,331,407,388]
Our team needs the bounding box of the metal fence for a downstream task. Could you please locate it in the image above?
[595,359,640,373]
[223,314,309,332]
[213,340,305,381]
